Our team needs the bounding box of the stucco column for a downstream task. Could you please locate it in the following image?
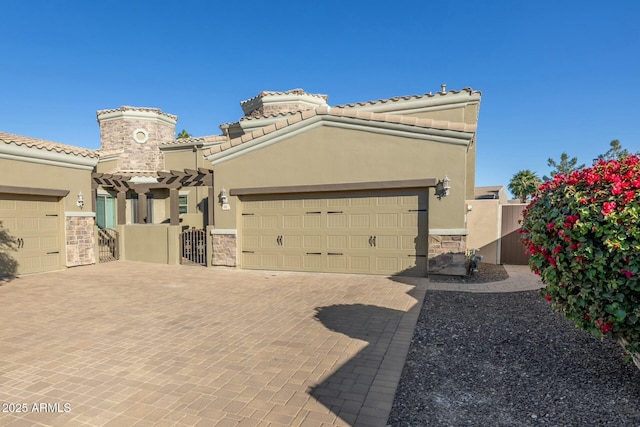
[207,186,215,227]
[169,188,179,226]
[117,191,126,225]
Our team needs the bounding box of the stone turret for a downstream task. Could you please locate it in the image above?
[240,89,328,118]
[96,106,177,172]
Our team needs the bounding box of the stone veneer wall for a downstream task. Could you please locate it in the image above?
[212,233,237,267]
[66,216,95,266]
[428,234,467,275]
[97,107,176,172]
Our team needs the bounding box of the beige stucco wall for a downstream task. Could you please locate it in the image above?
[95,158,118,174]
[466,199,501,264]
[1,158,93,213]
[210,125,468,231]
[121,224,180,264]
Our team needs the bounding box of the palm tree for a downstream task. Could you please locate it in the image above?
[177,129,191,139]
[508,170,541,203]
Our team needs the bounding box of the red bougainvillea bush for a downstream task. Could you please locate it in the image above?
[520,156,640,365]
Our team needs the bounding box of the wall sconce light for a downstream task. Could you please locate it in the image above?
[219,188,228,205]
[435,175,451,200]
[76,191,84,209]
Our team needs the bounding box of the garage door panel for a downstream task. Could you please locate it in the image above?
[283,254,303,269]
[0,200,16,209]
[350,197,371,207]
[303,199,323,208]
[303,215,322,228]
[283,199,303,208]
[0,217,17,231]
[402,235,426,251]
[349,256,371,271]
[327,235,347,249]
[349,214,370,228]
[376,257,399,273]
[303,254,322,269]
[350,235,371,249]
[243,235,260,248]
[327,198,348,207]
[283,215,302,228]
[376,213,398,228]
[303,235,321,248]
[261,235,279,249]
[261,215,278,228]
[242,215,260,228]
[327,213,347,228]
[376,196,400,206]
[377,235,399,250]
[283,235,302,248]
[327,254,347,270]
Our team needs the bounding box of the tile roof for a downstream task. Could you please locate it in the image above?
[0,131,99,158]
[240,89,329,107]
[239,111,300,122]
[162,135,228,146]
[203,106,477,157]
[334,87,481,108]
[96,106,178,121]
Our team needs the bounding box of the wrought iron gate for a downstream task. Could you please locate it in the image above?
[98,228,119,262]
[181,228,207,266]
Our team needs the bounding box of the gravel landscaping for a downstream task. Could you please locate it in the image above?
[388,268,640,426]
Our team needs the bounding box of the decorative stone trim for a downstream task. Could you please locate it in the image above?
[66,216,95,267]
[212,233,237,267]
[428,234,467,275]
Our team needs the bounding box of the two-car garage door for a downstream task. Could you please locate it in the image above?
[240,189,428,276]
[0,194,63,276]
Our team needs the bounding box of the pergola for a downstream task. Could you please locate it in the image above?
[92,168,214,226]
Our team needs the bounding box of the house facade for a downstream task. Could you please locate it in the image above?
[0,86,481,277]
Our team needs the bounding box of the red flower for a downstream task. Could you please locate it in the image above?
[553,245,563,254]
[546,222,555,231]
[602,201,617,215]
[623,190,636,204]
[621,269,635,278]
[545,294,552,302]
[595,319,613,334]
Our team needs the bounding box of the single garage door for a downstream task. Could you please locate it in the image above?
[0,194,63,275]
[240,189,428,276]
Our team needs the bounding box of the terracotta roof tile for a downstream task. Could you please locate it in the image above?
[240,89,329,107]
[163,135,227,146]
[239,111,299,122]
[202,106,477,158]
[262,124,277,135]
[0,131,99,158]
[335,87,481,109]
[287,114,303,126]
[96,105,178,121]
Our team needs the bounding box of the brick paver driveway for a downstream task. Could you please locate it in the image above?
[0,261,427,427]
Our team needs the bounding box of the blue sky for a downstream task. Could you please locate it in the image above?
[2,0,639,195]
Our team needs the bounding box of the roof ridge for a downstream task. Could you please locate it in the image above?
[334,87,481,108]
[0,131,99,158]
[96,106,178,121]
[240,110,302,121]
[240,89,329,106]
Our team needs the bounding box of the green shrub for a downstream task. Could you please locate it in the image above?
[520,156,640,359]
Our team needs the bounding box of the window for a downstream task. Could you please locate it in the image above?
[96,195,115,229]
[179,195,188,214]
